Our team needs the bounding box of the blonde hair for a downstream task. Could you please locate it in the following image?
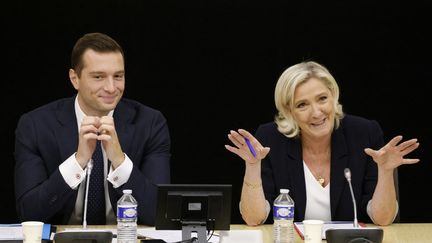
[274,61,344,137]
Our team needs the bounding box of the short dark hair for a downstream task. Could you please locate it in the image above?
[71,32,124,77]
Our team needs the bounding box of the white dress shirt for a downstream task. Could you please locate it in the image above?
[59,96,134,224]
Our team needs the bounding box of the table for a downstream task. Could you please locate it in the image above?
[57,223,432,243]
[231,223,432,243]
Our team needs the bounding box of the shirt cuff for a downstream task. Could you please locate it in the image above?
[367,199,399,224]
[107,153,133,188]
[59,153,86,189]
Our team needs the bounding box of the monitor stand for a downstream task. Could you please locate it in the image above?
[182,222,207,243]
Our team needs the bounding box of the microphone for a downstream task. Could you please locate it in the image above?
[53,159,113,243]
[325,168,384,243]
[344,168,359,228]
[83,159,94,229]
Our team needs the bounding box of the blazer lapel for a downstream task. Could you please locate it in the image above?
[112,101,135,156]
[54,97,79,161]
[286,137,307,221]
[330,127,349,218]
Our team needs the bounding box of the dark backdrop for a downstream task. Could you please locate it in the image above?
[2,1,431,224]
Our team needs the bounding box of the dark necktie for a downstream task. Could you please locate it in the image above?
[86,140,106,225]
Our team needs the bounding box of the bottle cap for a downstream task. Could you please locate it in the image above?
[123,189,132,194]
[280,188,289,194]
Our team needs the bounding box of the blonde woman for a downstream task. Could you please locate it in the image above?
[226,61,419,226]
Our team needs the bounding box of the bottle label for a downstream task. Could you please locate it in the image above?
[117,205,137,219]
[273,205,294,219]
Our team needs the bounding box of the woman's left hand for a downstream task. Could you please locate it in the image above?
[364,135,420,171]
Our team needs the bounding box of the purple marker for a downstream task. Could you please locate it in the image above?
[244,138,257,157]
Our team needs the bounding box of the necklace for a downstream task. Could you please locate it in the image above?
[317,176,325,187]
[306,162,327,187]
[303,148,330,188]
[306,164,327,187]
[305,160,327,187]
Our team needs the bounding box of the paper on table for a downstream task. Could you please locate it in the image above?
[218,230,262,243]
[61,227,152,241]
[294,221,366,240]
[137,227,219,243]
[0,224,53,240]
[0,224,22,240]
[62,227,117,233]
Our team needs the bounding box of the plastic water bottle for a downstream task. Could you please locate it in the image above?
[273,188,295,243]
[117,189,138,243]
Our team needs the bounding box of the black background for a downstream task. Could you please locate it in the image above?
[2,0,431,224]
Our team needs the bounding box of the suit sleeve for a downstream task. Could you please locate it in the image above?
[359,119,384,221]
[14,113,77,223]
[109,110,171,225]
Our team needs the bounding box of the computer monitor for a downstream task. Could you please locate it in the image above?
[155,184,232,243]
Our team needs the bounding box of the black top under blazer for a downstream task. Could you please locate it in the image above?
[256,114,383,223]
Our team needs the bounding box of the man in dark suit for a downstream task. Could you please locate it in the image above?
[14,32,170,225]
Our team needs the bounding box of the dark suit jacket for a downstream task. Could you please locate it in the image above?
[14,96,171,225]
[256,114,383,223]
